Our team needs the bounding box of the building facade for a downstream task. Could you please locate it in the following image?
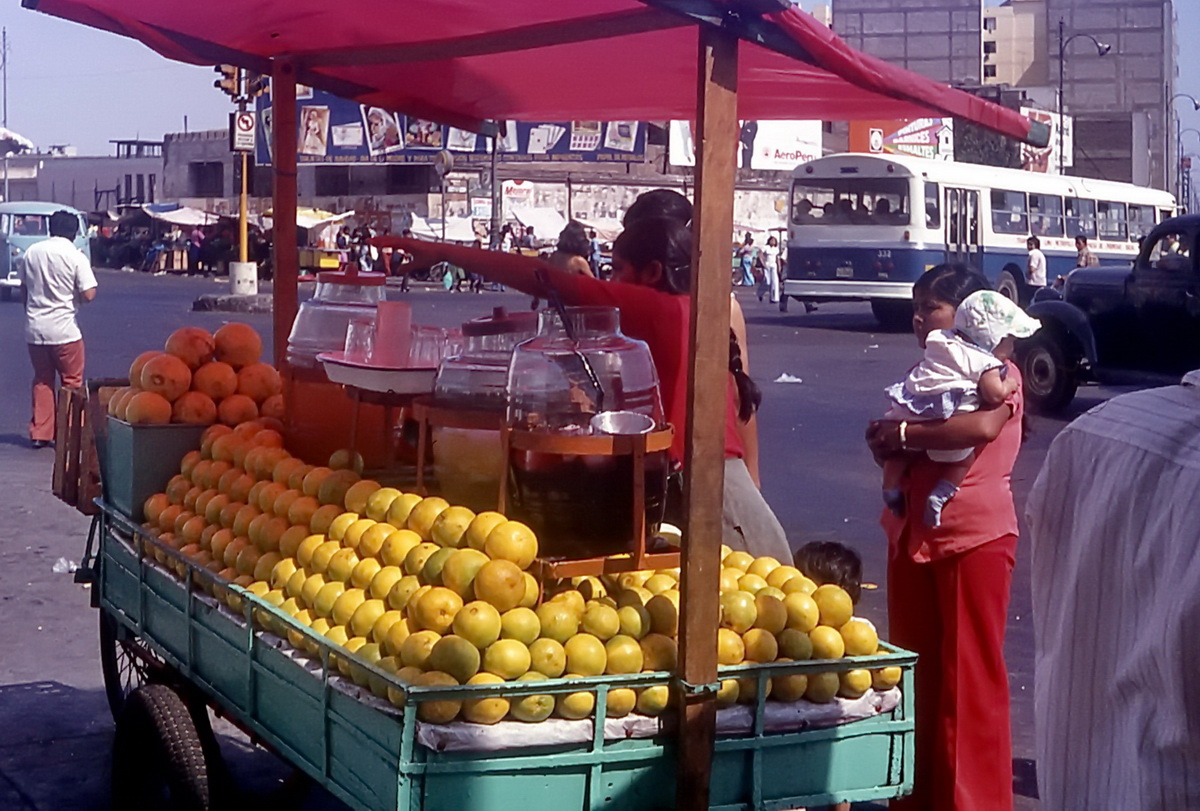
[983,0,1047,87]
[833,0,983,86]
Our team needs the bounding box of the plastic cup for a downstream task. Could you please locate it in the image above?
[344,315,376,363]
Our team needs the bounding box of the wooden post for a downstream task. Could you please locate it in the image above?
[271,58,299,371]
[677,23,738,811]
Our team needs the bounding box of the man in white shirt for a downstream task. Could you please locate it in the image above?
[1026,235,1047,287]
[1026,372,1200,809]
[19,210,97,448]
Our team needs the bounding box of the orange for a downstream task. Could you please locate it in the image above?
[260,393,285,420]
[308,504,342,535]
[301,467,333,498]
[272,456,308,486]
[164,326,215,370]
[200,424,232,458]
[236,363,282,403]
[124,391,172,425]
[143,493,170,525]
[128,350,161,387]
[213,322,262,369]
[217,394,258,426]
[140,354,192,402]
[192,361,238,400]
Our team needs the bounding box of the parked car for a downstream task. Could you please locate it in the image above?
[1017,213,1200,412]
[0,202,91,300]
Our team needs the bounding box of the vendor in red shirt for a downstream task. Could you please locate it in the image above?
[376,216,789,560]
[865,264,1022,811]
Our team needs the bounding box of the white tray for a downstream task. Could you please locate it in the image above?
[318,352,437,395]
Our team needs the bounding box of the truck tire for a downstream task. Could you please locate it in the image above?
[870,299,912,332]
[111,683,216,811]
[779,295,789,313]
[996,268,1023,304]
[1019,332,1079,413]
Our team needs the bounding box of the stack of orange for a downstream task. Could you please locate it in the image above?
[107,323,284,426]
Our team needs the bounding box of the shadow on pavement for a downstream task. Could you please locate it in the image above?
[0,434,36,450]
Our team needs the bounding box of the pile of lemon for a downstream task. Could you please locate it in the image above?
[137,420,897,726]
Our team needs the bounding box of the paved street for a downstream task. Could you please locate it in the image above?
[0,269,1133,808]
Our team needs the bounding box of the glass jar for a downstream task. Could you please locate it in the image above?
[286,268,386,367]
[430,308,537,512]
[505,306,667,558]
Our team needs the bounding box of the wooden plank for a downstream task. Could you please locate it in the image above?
[272,58,300,377]
[677,23,739,811]
[51,389,72,501]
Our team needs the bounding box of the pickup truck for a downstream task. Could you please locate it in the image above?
[1018,214,1200,412]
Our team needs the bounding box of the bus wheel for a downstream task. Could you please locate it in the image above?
[779,296,789,313]
[870,299,912,332]
[996,268,1023,304]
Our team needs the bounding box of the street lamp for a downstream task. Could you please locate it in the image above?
[1171,94,1200,199]
[1057,18,1111,176]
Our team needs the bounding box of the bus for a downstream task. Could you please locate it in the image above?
[781,153,1176,326]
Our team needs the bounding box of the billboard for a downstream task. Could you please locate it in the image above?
[1019,107,1072,175]
[668,120,823,170]
[848,118,954,161]
[255,87,646,166]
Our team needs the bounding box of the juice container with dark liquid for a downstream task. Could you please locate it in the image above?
[505,306,666,559]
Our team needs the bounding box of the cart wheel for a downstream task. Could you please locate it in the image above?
[111,683,216,811]
[99,609,164,720]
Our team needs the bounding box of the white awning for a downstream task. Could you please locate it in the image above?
[511,207,567,241]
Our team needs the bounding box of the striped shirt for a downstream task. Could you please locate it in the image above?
[1026,370,1200,810]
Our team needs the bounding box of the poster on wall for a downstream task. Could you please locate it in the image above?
[668,120,822,170]
[255,88,646,165]
[1019,108,1071,174]
[848,118,954,161]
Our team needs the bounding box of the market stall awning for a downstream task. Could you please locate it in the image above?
[22,0,1048,146]
[512,207,568,240]
[408,213,478,243]
[262,207,354,230]
[140,203,219,227]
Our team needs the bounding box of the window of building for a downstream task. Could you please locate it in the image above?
[1097,201,1128,240]
[387,165,435,195]
[188,162,224,197]
[315,166,350,197]
[1028,193,1064,237]
[983,64,997,78]
[983,40,997,55]
[1065,197,1097,239]
[983,16,997,32]
[990,189,1028,234]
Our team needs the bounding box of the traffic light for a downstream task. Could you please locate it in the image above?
[214,64,240,98]
[245,71,269,98]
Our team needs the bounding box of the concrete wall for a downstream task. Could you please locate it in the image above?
[833,0,982,85]
[36,155,163,211]
[163,130,236,200]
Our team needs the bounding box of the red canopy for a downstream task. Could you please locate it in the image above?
[24,0,1046,145]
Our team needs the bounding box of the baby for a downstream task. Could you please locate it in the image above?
[882,290,1040,527]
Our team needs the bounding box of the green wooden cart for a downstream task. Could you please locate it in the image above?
[82,504,915,810]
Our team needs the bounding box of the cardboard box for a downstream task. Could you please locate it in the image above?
[103,417,206,522]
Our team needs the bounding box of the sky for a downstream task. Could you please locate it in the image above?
[3,2,1199,158]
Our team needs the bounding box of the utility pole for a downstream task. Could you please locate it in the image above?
[216,65,266,294]
[3,27,9,202]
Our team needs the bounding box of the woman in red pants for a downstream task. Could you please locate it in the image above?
[865,264,1023,810]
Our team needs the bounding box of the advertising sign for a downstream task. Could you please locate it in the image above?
[255,88,645,166]
[669,120,823,170]
[1019,107,1072,174]
[848,118,954,160]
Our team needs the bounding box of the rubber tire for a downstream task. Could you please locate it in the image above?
[996,268,1023,305]
[111,684,215,811]
[0,287,11,302]
[870,299,913,332]
[99,610,164,721]
[779,295,789,313]
[1019,332,1079,413]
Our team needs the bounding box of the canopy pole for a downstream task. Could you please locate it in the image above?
[271,58,299,371]
[677,23,738,810]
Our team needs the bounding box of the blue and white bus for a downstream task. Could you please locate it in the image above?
[781,153,1176,326]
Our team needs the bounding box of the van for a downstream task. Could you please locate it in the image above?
[0,202,91,301]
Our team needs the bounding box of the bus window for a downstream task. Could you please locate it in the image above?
[925,182,940,229]
[1097,201,1127,240]
[1065,198,1097,239]
[1127,204,1156,240]
[990,189,1028,234]
[791,177,909,226]
[1028,193,1064,237]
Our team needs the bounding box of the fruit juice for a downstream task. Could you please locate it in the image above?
[507,449,668,559]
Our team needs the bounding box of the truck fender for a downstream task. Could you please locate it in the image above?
[1026,300,1097,366]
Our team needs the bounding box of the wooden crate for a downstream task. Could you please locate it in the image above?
[53,378,126,515]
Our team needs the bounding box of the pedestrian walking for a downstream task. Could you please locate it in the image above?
[1026,235,1047,287]
[736,233,757,286]
[588,229,603,278]
[1074,234,1099,268]
[757,235,781,304]
[19,210,97,449]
